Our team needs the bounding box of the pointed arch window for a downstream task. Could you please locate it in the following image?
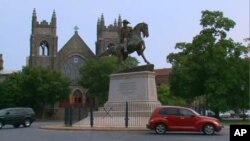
[39,40,49,56]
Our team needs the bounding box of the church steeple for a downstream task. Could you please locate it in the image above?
[97,18,101,36]
[97,18,100,25]
[100,13,105,29]
[118,14,122,29]
[97,18,101,28]
[51,10,56,27]
[32,8,37,18]
[114,19,117,27]
[52,9,56,17]
[32,8,37,31]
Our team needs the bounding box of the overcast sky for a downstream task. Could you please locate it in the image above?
[0,0,249,70]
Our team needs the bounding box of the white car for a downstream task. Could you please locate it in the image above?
[239,110,250,118]
[219,110,234,118]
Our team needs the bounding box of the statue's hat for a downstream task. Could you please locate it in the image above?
[122,19,130,24]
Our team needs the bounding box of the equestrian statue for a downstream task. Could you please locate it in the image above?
[99,20,151,64]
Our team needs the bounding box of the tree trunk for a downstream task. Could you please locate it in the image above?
[214,109,221,120]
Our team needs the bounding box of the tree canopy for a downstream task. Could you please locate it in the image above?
[0,67,70,116]
[157,84,186,106]
[167,10,249,114]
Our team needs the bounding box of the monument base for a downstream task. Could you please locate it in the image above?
[74,70,161,127]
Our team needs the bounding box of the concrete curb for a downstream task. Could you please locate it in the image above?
[39,125,229,131]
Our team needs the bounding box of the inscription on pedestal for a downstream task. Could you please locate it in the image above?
[119,81,137,95]
[108,71,158,102]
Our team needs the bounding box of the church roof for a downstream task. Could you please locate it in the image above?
[58,31,95,60]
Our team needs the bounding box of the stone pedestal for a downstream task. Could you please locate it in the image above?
[108,71,158,102]
[74,71,161,128]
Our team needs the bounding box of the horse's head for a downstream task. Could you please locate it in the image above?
[133,22,149,38]
[141,23,149,38]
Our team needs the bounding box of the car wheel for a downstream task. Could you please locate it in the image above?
[155,123,166,134]
[0,121,3,129]
[23,119,31,127]
[203,124,215,135]
[13,124,20,128]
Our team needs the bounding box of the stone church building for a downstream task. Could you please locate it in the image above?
[28,9,124,114]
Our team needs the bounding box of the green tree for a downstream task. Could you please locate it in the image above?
[0,71,24,108]
[167,10,249,117]
[22,67,71,116]
[157,84,186,106]
[0,67,70,117]
[79,56,138,106]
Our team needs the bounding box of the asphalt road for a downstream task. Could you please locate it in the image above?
[0,121,229,141]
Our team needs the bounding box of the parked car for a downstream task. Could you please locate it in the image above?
[0,107,35,129]
[239,110,250,118]
[206,110,215,117]
[219,112,231,118]
[219,110,235,118]
[146,106,223,135]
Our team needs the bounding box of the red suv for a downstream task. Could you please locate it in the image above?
[146,106,223,135]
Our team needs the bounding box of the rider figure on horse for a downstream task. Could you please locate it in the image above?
[120,19,132,53]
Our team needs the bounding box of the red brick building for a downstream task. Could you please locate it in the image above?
[154,68,172,86]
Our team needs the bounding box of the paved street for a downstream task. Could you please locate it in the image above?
[0,121,229,141]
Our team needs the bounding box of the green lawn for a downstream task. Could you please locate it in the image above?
[221,119,250,125]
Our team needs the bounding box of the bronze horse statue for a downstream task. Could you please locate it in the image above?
[99,22,151,64]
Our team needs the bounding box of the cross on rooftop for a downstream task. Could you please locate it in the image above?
[74,26,79,32]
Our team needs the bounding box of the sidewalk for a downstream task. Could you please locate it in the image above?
[39,124,229,131]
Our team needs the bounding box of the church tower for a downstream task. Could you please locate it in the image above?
[95,14,122,56]
[29,9,58,69]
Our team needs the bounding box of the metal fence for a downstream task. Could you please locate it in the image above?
[67,101,159,128]
[64,106,88,126]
